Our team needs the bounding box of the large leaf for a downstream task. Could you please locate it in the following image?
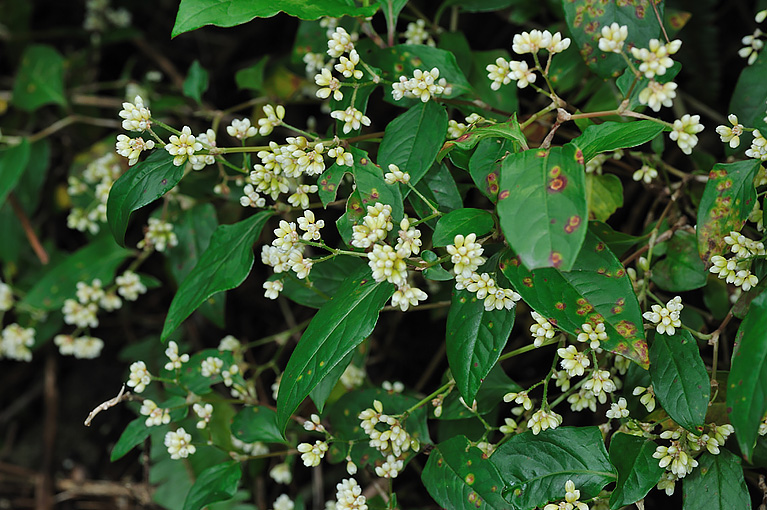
[111,417,151,462]
[183,461,241,510]
[107,150,184,247]
[21,236,132,311]
[276,266,394,433]
[562,0,665,78]
[161,211,273,340]
[730,51,767,134]
[682,450,750,510]
[696,159,760,263]
[573,121,665,163]
[279,257,366,309]
[231,406,286,444]
[497,144,588,271]
[12,45,66,111]
[422,435,508,510]
[432,208,495,247]
[437,116,527,162]
[172,0,379,37]
[727,291,767,461]
[499,227,649,367]
[446,289,515,405]
[608,433,665,509]
[649,331,710,433]
[377,101,448,187]
[651,230,707,292]
[491,426,617,510]
[0,139,31,205]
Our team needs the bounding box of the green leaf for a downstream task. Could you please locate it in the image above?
[107,150,184,247]
[234,56,268,92]
[13,139,49,214]
[377,0,408,45]
[378,101,448,187]
[22,236,132,311]
[183,60,209,104]
[491,426,617,510]
[446,289,515,404]
[172,0,379,37]
[696,159,760,263]
[12,45,66,111]
[730,51,767,134]
[168,203,219,284]
[183,461,241,510]
[318,163,347,207]
[590,220,644,257]
[0,139,31,205]
[231,406,286,444]
[651,230,707,292]
[586,173,623,222]
[682,450,750,510]
[279,257,366,309]
[161,211,273,341]
[608,432,665,509]
[422,250,454,281]
[499,227,649,368]
[410,162,463,222]
[276,266,394,433]
[468,138,514,203]
[649,331,710,433]
[727,291,767,461]
[309,350,354,413]
[573,121,665,163]
[438,364,520,420]
[433,208,495,247]
[497,144,588,271]
[437,116,527,162]
[349,147,404,220]
[563,1,664,78]
[111,417,151,462]
[422,435,508,510]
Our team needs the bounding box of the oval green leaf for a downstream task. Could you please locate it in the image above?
[573,120,665,163]
[682,450,750,510]
[433,208,495,247]
[183,59,209,104]
[586,173,624,222]
[608,432,665,509]
[111,417,151,462]
[183,461,241,510]
[12,45,66,111]
[231,406,286,444]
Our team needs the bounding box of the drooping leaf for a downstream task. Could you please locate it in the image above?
[446,289,515,404]
[183,461,241,510]
[649,331,710,433]
[161,211,273,341]
[573,121,665,163]
[107,150,184,247]
[491,426,617,510]
[727,291,767,461]
[0,139,31,205]
[378,101,448,187]
[172,0,379,37]
[276,267,394,433]
[409,163,463,225]
[437,116,527,162]
[433,208,495,247]
[696,159,760,263]
[651,230,707,291]
[500,227,649,367]
[608,433,665,509]
[12,45,66,111]
[231,406,286,444]
[589,220,644,257]
[422,435,508,510]
[682,450,750,510]
[563,0,665,78]
[22,236,132,311]
[586,173,623,222]
[183,60,209,104]
[111,417,151,462]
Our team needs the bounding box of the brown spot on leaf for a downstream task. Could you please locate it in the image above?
[547,176,567,193]
[564,215,581,233]
[549,251,563,268]
[499,189,510,200]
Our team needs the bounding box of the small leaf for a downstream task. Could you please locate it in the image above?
[608,432,664,509]
[586,173,624,222]
[437,116,527,162]
[317,163,347,207]
[573,120,665,163]
[235,56,268,92]
[500,227,649,368]
[446,289,515,404]
[161,211,273,340]
[422,435,508,510]
[183,60,209,104]
[649,331,710,433]
[590,220,644,257]
[696,159,760,263]
[682,450,750,510]
[349,147,404,220]
[172,0,379,37]
[468,138,514,203]
[491,426,617,510]
[107,150,184,247]
[432,208,495,247]
[231,406,287,444]
[276,266,394,433]
[12,45,66,111]
[497,144,588,271]
[0,139,31,205]
[422,250,453,281]
[111,417,151,462]
[183,461,241,510]
[651,230,707,291]
[727,291,767,461]
[377,0,408,45]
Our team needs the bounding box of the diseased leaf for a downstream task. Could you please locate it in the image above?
[183,461,241,510]
[12,45,66,111]
[422,435,508,510]
[574,121,665,163]
[468,138,515,203]
[107,150,184,247]
[433,208,495,247]
[0,139,31,205]
[348,147,404,220]
[652,230,707,291]
[317,162,347,208]
[276,267,394,433]
[609,433,665,509]
[161,211,273,341]
[437,116,527,162]
[682,450,750,510]
[649,331,710,433]
[497,144,588,271]
[500,227,649,368]
[589,220,644,257]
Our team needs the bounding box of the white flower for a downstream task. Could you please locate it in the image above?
[375,455,404,478]
[273,494,294,510]
[241,184,267,208]
[403,19,432,46]
[335,478,367,510]
[258,105,285,136]
[218,335,240,351]
[297,440,328,467]
[193,403,213,429]
[509,60,536,88]
[226,118,257,140]
[327,27,355,58]
[164,340,190,371]
[638,80,677,111]
[447,119,468,138]
[315,68,343,101]
[568,388,597,412]
[715,114,744,148]
[115,134,155,166]
[630,39,681,79]
[395,217,421,256]
[303,52,326,75]
[483,287,521,311]
[527,409,562,435]
[201,356,224,377]
[137,217,178,252]
[119,95,151,131]
[606,397,630,419]
[263,279,283,300]
[327,146,353,166]
[62,299,99,328]
[116,271,147,301]
[269,463,292,485]
[384,164,410,185]
[76,279,105,304]
[633,385,656,412]
[740,29,764,65]
[486,57,512,90]
[54,334,76,356]
[632,164,658,184]
[164,428,196,459]
[367,244,408,286]
[643,296,683,335]
[503,390,532,410]
[334,49,363,79]
[446,233,485,277]
[272,220,299,252]
[288,184,320,209]
[72,336,104,359]
[391,68,448,102]
[598,23,628,53]
[0,324,35,361]
[669,114,704,155]
[391,283,428,311]
[330,106,371,134]
[340,364,366,389]
[746,129,767,161]
[99,291,122,311]
[164,126,202,166]
[127,361,151,393]
[303,413,327,433]
[297,210,325,241]
[351,203,393,248]
[546,32,571,54]
[583,369,616,403]
[576,321,607,349]
[512,29,552,54]
[558,345,590,377]
[141,400,171,427]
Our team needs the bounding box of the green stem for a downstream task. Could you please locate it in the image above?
[406,182,439,214]
[403,381,453,416]
[498,335,560,362]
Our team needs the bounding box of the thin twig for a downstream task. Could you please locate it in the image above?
[8,194,48,265]
[84,385,130,426]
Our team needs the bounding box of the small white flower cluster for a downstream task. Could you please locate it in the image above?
[313,27,364,107]
[193,402,213,429]
[485,29,570,91]
[258,105,286,136]
[446,113,485,139]
[530,311,556,347]
[632,164,658,184]
[383,164,410,185]
[84,0,132,32]
[0,323,35,362]
[391,68,450,102]
[297,440,329,467]
[605,397,630,419]
[227,118,257,140]
[164,427,196,459]
[632,385,656,412]
[576,321,607,349]
[190,129,217,170]
[455,271,521,312]
[137,217,178,252]
[119,95,152,132]
[272,494,295,510]
[709,230,764,292]
[330,106,371,134]
[740,28,764,65]
[558,345,590,377]
[358,400,418,475]
[543,480,588,510]
[269,463,292,485]
[231,436,269,456]
[715,114,744,149]
[67,153,123,234]
[747,129,767,161]
[643,295,683,335]
[165,126,203,167]
[53,334,104,359]
[527,409,563,435]
[116,134,155,166]
[402,19,434,46]
[446,233,486,277]
[201,356,224,377]
[669,114,704,155]
[164,340,190,371]
[340,364,365,389]
[127,360,151,393]
[140,399,171,427]
[261,217,316,295]
[335,478,367,510]
[0,279,12,311]
[116,270,147,301]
